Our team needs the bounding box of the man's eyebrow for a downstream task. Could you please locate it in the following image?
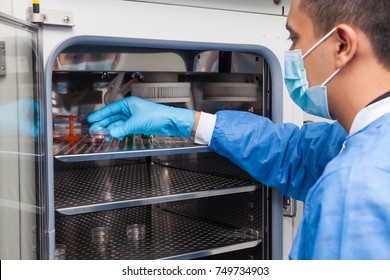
[285,23,294,33]
[285,23,299,37]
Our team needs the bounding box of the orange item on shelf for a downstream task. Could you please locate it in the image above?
[53,115,85,141]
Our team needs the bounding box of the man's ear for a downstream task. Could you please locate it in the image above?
[334,24,358,68]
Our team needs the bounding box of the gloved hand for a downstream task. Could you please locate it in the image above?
[0,97,37,138]
[87,96,195,139]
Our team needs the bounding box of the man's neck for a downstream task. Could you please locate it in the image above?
[331,63,390,133]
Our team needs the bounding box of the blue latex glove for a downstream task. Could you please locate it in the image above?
[0,97,37,138]
[87,96,195,140]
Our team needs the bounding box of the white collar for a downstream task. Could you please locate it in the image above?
[349,97,390,136]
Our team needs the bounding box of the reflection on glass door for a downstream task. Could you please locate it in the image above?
[0,14,43,259]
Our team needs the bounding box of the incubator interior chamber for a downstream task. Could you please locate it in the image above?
[51,43,275,260]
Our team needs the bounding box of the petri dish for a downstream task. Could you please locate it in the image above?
[91,226,112,244]
[89,126,110,139]
[55,244,67,260]
[84,135,105,145]
[126,224,146,241]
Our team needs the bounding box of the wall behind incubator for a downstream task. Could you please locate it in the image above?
[0,0,12,14]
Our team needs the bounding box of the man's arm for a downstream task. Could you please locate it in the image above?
[205,111,347,201]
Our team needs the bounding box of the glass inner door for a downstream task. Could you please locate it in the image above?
[0,14,43,259]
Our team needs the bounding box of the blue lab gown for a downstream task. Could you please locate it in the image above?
[209,110,390,259]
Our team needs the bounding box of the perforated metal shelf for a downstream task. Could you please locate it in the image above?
[55,162,259,215]
[55,206,261,260]
[54,136,210,162]
[159,154,255,181]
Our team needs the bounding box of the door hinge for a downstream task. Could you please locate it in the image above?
[283,195,296,217]
[0,41,5,76]
[26,7,74,27]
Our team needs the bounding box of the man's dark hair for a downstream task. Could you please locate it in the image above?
[300,0,390,69]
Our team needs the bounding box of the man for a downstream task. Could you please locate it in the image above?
[87,0,390,259]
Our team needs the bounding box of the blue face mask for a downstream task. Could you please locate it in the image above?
[85,59,115,71]
[284,27,341,119]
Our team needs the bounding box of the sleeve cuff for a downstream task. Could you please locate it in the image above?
[194,111,216,145]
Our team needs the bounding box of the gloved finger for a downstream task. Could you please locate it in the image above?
[110,119,138,138]
[107,120,125,131]
[87,99,125,123]
[88,114,123,130]
[88,121,108,135]
[108,124,130,139]
[110,116,149,137]
[89,121,105,131]
[107,120,127,139]
[104,136,125,142]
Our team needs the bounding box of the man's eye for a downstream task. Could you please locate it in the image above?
[287,35,296,42]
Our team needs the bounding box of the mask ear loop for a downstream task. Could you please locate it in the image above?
[321,68,341,86]
[303,27,338,59]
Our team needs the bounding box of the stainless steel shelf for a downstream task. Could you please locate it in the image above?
[54,136,210,162]
[55,206,261,260]
[55,162,259,215]
[160,154,255,181]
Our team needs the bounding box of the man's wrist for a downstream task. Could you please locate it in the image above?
[192,111,201,133]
